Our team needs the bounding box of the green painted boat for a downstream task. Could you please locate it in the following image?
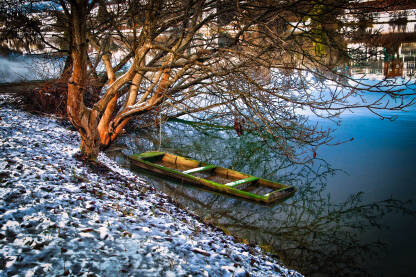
[129,151,295,203]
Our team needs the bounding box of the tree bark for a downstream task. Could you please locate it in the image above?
[79,112,100,158]
[97,51,117,146]
[67,0,101,159]
[60,54,73,82]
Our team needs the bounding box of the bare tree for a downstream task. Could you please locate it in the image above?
[1,0,415,160]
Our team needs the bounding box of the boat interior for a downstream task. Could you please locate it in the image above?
[137,152,293,197]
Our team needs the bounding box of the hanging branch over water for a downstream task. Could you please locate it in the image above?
[1,0,415,160]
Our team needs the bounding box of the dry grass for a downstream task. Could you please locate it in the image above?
[0,79,67,118]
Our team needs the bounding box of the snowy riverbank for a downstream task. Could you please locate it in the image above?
[0,96,302,276]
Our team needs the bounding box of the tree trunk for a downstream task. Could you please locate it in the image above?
[79,112,100,158]
[97,53,117,146]
[60,54,73,82]
[67,0,101,159]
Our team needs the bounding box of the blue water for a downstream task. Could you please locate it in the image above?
[318,114,416,276]
[109,110,416,277]
[320,114,416,203]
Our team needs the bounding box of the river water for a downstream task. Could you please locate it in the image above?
[107,105,416,277]
[106,39,416,276]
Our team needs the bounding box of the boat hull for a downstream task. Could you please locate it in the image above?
[129,151,295,203]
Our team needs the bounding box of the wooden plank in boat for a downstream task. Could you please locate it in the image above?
[225,176,259,187]
[183,165,216,174]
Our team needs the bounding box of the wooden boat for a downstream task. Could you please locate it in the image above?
[129,151,295,203]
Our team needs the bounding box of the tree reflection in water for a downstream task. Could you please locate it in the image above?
[109,121,415,277]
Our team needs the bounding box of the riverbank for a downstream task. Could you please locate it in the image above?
[0,95,302,276]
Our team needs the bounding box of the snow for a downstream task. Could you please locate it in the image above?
[0,94,302,277]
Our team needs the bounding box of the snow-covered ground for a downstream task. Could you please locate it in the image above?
[0,95,302,277]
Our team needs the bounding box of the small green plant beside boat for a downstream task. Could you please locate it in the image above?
[129,151,295,203]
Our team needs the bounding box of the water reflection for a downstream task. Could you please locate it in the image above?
[107,120,415,277]
[103,9,416,276]
[350,42,416,79]
[348,6,416,80]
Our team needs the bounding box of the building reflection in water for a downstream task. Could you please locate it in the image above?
[348,6,416,79]
[350,42,416,79]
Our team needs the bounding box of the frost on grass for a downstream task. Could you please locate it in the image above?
[0,97,302,276]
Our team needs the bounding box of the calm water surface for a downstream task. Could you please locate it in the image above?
[108,110,416,277]
[106,21,416,277]
[318,115,416,276]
